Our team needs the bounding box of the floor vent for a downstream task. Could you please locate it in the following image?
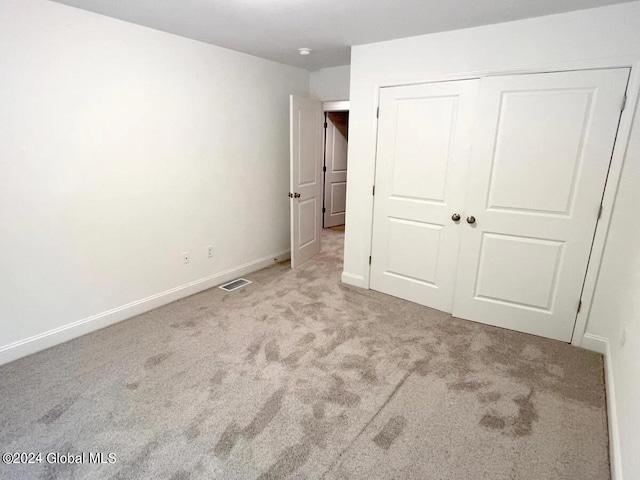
[219,278,252,292]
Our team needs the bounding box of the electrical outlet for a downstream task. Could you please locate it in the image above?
[207,246,213,258]
[182,251,190,264]
[620,327,627,347]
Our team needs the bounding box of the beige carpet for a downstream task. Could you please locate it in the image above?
[0,230,609,479]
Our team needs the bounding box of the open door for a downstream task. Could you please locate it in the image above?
[290,96,323,268]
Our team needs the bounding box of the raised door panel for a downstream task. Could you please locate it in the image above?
[487,89,593,215]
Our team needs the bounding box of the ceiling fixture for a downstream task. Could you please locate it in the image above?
[298,48,312,56]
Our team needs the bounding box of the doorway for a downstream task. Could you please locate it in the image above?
[289,98,349,268]
[323,111,349,229]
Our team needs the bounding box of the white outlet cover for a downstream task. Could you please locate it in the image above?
[207,246,213,258]
[183,252,190,264]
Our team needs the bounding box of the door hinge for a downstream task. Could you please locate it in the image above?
[323,166,327,172]
[324,122,328,129]
[369,256,372,265]
[598,204,603,220]
[372,185,376,196]
[621,94,627,112]
[322,207,326,213]
[376,107,379,118]
[577,299,582,313]
[288,192,293,198]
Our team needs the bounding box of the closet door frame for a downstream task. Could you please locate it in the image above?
[364,59,640,347]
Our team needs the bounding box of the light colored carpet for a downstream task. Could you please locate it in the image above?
[0,230,609,479]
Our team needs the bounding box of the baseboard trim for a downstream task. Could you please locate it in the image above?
[581,333,608,354]
[0,249,290,366]
[341,271,366,288]
[583,334,622,480]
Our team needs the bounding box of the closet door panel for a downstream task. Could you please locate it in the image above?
[453,68,629,341]
[370,79,479,313]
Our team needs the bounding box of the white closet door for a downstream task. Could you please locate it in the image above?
[453,69,629,341]
[370,80,479,312]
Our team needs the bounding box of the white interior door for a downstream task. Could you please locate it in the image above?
[324,112,348,228]
[453,68,629,341]
[290,95,323,268]
[370,80,479,312]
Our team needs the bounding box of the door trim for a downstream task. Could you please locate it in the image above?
[323,100,350,112]
[363,60,640,347]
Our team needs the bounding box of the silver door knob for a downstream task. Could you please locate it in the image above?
[451,213,461,222]
[466,216,476,224]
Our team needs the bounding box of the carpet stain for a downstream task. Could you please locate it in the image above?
[479,389,538,437]
[214,422,242,459]
[316,327,356,358]
[312,402,325,420]
[323,375,360,407]
[245,338,264,361]
[185,423,200,440]
[478,391,502,403]
[209,369,227,385]
[171,320,196,329]
[281,349,307,368]
[258,442,312,480]
[244,387,287,440]
[297,332,316,346]
[301,416,330,449]
[373,415,407,450]
[145,352,172,369]
[340,354,378,384]
[125,381,140,391]
[414,359,431,376]
[265,340,280,362]
[480,414,507,430]
[38,397,76,424]
[170,471,190,480]
[450,380,486,392]
[513,389,538,437]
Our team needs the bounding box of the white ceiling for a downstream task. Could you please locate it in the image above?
[51,0,634,71]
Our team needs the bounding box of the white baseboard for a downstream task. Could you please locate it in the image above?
[341,271,366,288]
[581,333,608,354]
[582,334,621,480]
[0,249,290,366]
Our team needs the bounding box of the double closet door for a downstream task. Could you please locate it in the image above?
[370,68,629,342]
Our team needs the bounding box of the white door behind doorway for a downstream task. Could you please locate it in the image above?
[370,68,629,341]
[324,112,348,228]
[290,95,323,268]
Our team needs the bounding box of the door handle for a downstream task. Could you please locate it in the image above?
[294,193,301,198]
[451,213,461,222]
[466,216,476,224]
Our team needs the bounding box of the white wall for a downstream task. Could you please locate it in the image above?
[0,0,309,362]
[310,65,351,101]
[587,94,640,479]
[343,3,640,479]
